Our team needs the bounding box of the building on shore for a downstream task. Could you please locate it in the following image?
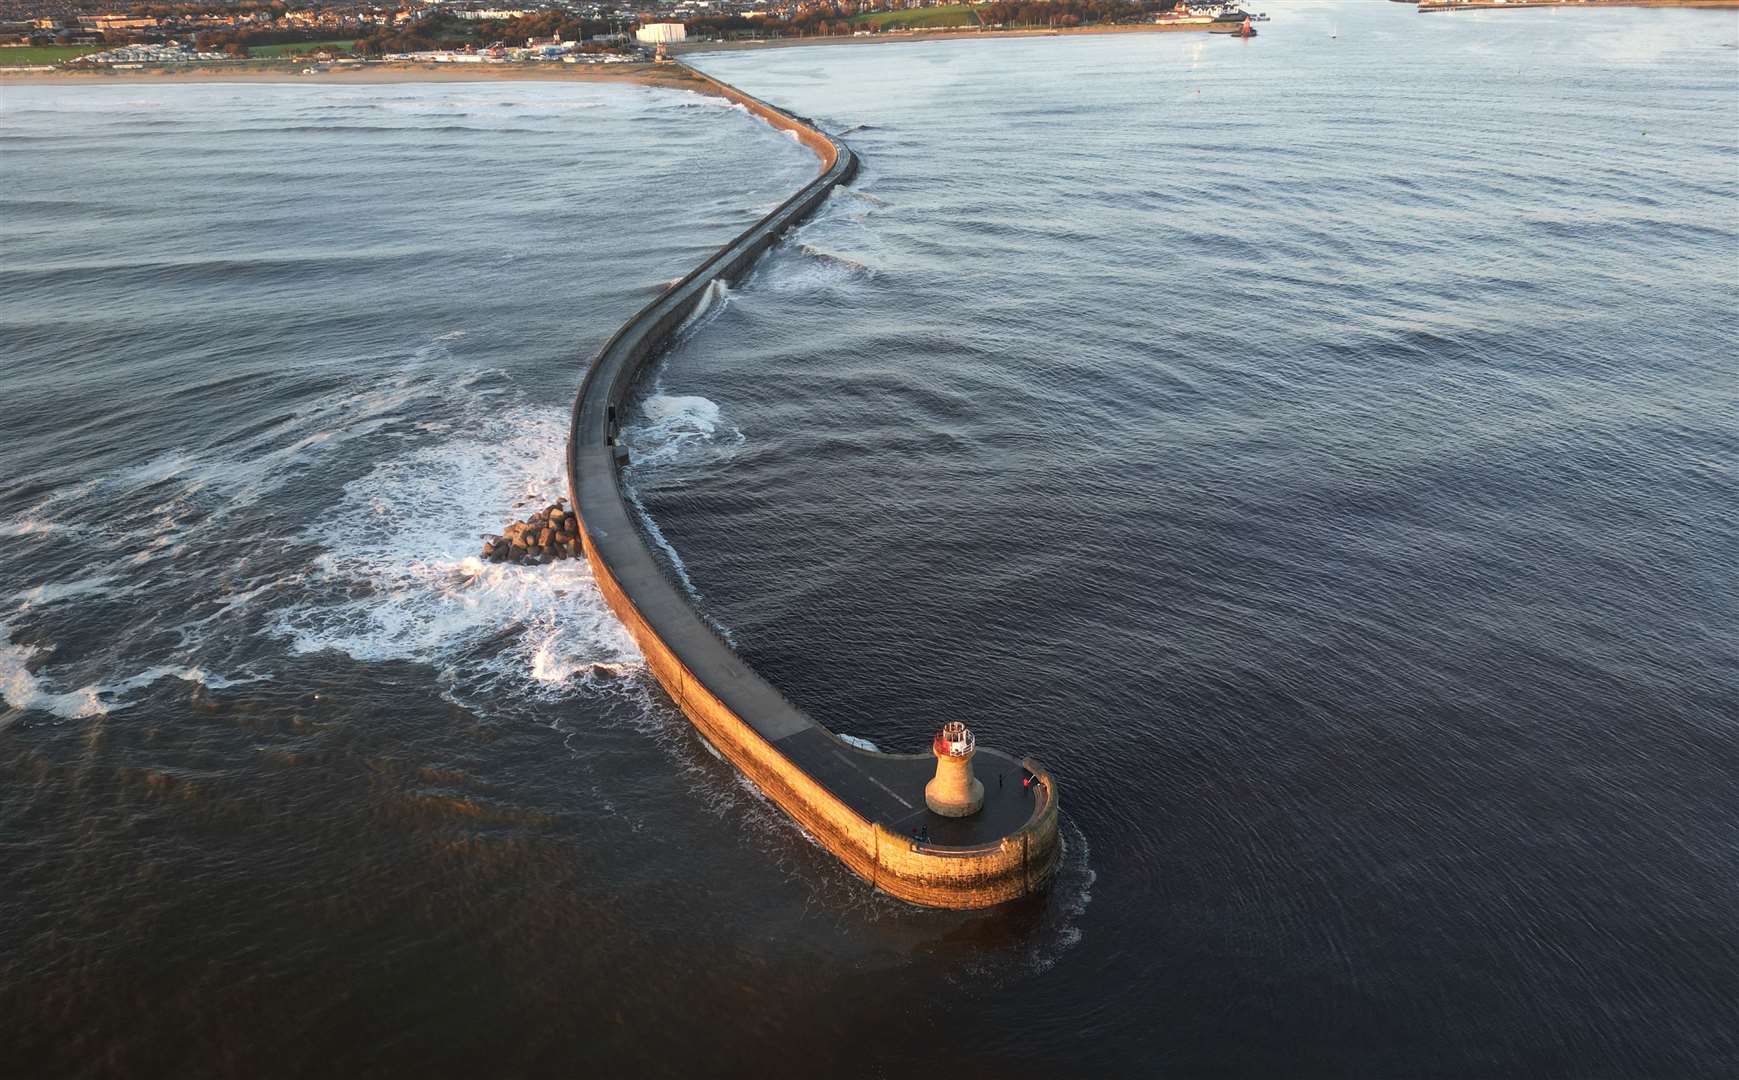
[635,21,687,44]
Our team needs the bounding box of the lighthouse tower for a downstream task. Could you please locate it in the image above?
[925,722,984,818]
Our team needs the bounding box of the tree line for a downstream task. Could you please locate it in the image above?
[350,11,630,56]
[978,0,1176,28]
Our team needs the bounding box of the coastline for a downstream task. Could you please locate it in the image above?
[0,22,1227,84]
[1417,0,1739,10]
[674,22,1218,54]
[0,60,699,87]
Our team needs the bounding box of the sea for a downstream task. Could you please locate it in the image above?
[2,3,1736,1076]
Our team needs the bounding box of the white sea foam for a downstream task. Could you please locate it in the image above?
[0,364,505,599]
[1025,817,1096,974]
[267,404,641,700]
[101,362,501,539]
[127,666,269,692]
[622,484,701,600]
[2,359,595,719]
[0,623,263,722]
[755,243,876,296]
[11,575,127,608]
[837,733,881,752]
[0,633,107,719]
[168,577,285,647]
[674,90,750,114]
[624,392,743,469]
[618,390,747,619]
[742,186,883,296]
[676,279,734,337]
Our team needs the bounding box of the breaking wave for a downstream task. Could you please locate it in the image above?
[0,622,265,722]
[266,403,642,705]
[676,278,734,337]
[622,391,744,470]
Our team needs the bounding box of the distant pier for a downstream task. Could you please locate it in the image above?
[565,66,1061,909]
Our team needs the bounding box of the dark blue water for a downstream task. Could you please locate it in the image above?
[5,3,1739,1075]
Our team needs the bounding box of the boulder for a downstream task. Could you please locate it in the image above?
[489,502,590,564]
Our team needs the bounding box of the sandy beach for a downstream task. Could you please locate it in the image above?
[0,60,704,88]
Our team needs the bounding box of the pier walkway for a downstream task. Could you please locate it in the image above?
[566,66,1059,907]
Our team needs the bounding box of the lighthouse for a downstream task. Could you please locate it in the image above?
[924,722,984,818]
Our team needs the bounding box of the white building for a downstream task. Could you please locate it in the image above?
[635,22,686,44]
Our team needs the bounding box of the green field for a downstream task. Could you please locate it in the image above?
[849,4,980,29]
[0,45,107,65]
[249,39,357,57]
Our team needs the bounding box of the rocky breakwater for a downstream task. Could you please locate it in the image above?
[481,500,582,565]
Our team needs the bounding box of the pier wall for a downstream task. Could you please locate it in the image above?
[566,65,1060,909]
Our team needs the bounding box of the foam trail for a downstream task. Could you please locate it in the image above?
[0,624,260,721]
[1029,817,1095,973]
[618,390,747,633]
[11,576,125,608]
[0,631,107,719]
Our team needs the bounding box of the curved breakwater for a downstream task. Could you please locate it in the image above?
[564,66,1061,909]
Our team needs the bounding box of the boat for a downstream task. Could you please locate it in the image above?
[1209,12,1257,35]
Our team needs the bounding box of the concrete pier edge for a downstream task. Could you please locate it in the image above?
[565,64,1060,909]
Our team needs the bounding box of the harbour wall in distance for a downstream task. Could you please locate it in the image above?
[565,65,1061,909]
[1416,0,1739,10]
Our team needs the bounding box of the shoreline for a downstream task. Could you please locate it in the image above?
[0,22,1230,83]
[0,60,699,87]
[674,22,1218,54]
